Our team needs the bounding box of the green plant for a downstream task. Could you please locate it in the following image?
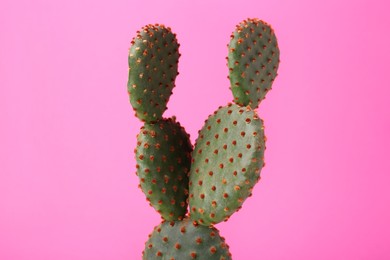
[127,19,280,259]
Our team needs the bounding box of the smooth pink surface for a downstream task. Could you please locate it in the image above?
[1,0,390,259]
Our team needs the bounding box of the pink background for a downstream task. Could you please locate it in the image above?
[1,0,390,259]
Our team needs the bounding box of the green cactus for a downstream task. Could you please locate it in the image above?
[127,24,180,122]
[228,18,280,109]
[188,103,265,226]
[143,218,232,260]
[127,19,280,258]
[135,117,193,221]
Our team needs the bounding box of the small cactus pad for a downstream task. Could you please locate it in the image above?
[135,118,192,220]
[128,24,180,122]
[143,218,232,260]
[189,103,265,226]
[228,18,280,109]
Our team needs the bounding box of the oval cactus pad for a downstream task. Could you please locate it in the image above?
[143,218,232,260]
[128,24,180,122]
[228,18,280,109]
[189,103,265,226]
[135,118,192,221]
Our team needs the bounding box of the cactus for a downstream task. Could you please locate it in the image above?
[135,118,192,221]
[127,18,280,258]
[143,218,232,260]
[228,18,280,109]
[188,103,265,226]
[127,24,180,123]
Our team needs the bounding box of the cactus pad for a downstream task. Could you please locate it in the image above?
[189,103,265,226]
[143,218,232,260]
[128,24,180,122]
[228,18,280,109]
[135,118,192,220]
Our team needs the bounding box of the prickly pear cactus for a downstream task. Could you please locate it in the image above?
[143,218,232,260]
[135,118,192,221]
[127,18,280,259]
[228,18,280,109]
[127,24,180,122]
[189,103,265,226]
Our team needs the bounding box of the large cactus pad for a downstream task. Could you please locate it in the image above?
[143,218,232,260]
[135,118,192,221]
[228,18,280,109]
[128,24,180,122]
[189,103,265,226]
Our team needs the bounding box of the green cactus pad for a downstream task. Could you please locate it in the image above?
[189,103,265,226]
[143,218,232,260]
[128,24,180,122]
[228,18,280,109]
[135,118,192,220]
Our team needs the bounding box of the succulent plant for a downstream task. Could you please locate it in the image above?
[143,218,232,260]
[127,18,280,259]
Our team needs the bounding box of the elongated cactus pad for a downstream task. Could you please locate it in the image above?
[135,118,192,221]
[128,24,180,122]
[228,18,280,109]
[189,103,265,226]
[143,218,232,260]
